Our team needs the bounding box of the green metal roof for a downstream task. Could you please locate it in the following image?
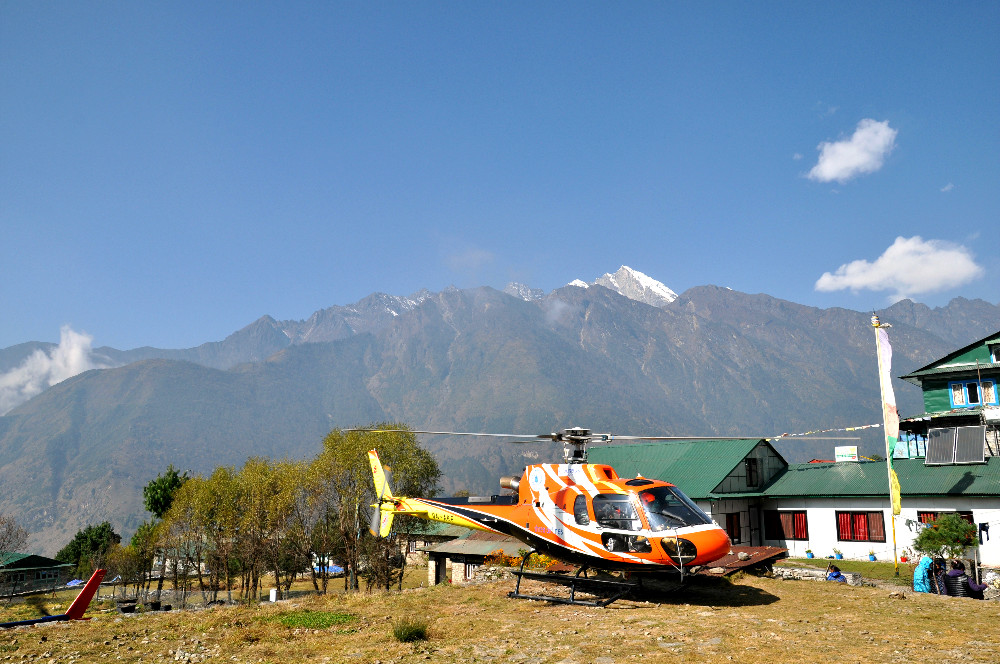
[900,406,986,422]
[901,361,1000,381]
[0,552,71,571]
[589,438,766,499]
[763,457,1000,498]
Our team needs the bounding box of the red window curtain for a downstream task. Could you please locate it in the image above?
[779,512,794,539]
[793,512,808,540]
[867,512,886,542]
[852,513,869,541]
[918,512,937,524]
[837,512,852,540]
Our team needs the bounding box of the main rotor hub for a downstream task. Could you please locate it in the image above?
[553,427,597,464]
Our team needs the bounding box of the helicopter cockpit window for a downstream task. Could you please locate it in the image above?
[592,494,641,531]
[639,486,713,531]
[573,494,590,526]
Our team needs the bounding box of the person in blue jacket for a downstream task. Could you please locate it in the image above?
[913,555,934,592]
[826,565,847,583]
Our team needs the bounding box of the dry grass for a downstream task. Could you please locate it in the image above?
[2,571,999,663]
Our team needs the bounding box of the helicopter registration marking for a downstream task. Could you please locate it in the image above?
[533,525,563,537]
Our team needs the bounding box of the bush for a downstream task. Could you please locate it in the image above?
[913,514,978,559]
[392,616,429,642]
[483,549,521,567]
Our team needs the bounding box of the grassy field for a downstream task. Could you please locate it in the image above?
[2,567,998,663]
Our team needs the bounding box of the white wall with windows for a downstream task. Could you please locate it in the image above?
[761,497,1000,566]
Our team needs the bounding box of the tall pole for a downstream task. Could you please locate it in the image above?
[873,314,901,576]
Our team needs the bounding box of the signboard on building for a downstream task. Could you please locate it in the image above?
[835,446,859,462]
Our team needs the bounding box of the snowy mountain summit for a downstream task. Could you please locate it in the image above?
[592,266,678,308]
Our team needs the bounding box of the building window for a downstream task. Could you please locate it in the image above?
[918,510,974,525]
[949,380,999,408]
[983,380,996,405]
[34,570,58,581]
[990,344,1000,363]
[725,512,742,544]
[464,563,478,580]
[836,511,886,542]
[764,510,808,540]
[407,540,417,553]
[745,458,760,487]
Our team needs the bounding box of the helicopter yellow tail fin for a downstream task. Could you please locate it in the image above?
[368,449,395,537]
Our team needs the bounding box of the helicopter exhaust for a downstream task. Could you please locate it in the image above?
[499,476,520,491]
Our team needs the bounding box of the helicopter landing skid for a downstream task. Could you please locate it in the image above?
[508,553,641,607]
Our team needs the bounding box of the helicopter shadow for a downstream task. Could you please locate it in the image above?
[630,576,780,608]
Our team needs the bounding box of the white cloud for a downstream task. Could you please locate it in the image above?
[815,236,984,302]
[807,119,897,183]
[0,326,111,415]
[941,182,955,193]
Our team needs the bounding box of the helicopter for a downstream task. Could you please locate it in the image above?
[366,427,733,604]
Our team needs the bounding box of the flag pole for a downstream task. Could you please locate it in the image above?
[872,314,901,576]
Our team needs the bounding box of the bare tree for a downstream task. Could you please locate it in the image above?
[0,513,29,553]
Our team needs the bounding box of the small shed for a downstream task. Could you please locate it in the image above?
[0,552,73,596]
[423,531,523,585]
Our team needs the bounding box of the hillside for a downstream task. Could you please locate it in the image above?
[1,284,999,554]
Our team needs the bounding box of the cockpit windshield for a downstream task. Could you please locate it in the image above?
[638,486,713,531]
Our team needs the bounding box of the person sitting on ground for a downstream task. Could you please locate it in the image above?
[931,558,948,594]
[942,560,987,599]
[826,565,847,583]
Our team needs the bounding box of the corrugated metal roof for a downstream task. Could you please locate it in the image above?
[763,457,1000,497]
[401,521,470,538]
[901,361,1000,380]
[589,439,764,499]
[0,552,71,571]
[424,531,524,557]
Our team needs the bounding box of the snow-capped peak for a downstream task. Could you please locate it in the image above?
[567,279,590,289]
[591,266,677,308]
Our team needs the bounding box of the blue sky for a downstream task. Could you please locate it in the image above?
[2,2,997,351]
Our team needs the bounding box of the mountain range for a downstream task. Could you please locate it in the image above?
[2,266,998,555]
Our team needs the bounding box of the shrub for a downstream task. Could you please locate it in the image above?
[483,549,521,567]
[392,616,429,642]
[913,514,978,559]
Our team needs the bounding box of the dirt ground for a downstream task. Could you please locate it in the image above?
[2,571,998,663]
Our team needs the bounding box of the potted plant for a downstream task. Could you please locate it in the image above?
[805,549,814,559]
[833,547,843,560]
[899,548,910,563]
[868,549,876,561]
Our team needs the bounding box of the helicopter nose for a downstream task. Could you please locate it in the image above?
[695,527,733,564]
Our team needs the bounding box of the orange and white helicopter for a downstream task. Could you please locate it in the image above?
[367,427,733,603]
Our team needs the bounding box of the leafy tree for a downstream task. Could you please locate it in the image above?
[55,521,122,577]
[312,423,439,592]
[143,465,189,599]
[912,513,978,560]
[129,520,158,594]
[143,465,189,519]
[0,513,28,553]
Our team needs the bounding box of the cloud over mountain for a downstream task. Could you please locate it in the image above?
[815,236,985,302]
[0,327,111,415]
[807,119,897,183]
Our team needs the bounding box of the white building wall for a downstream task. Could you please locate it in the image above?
[763,497,1000,566]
